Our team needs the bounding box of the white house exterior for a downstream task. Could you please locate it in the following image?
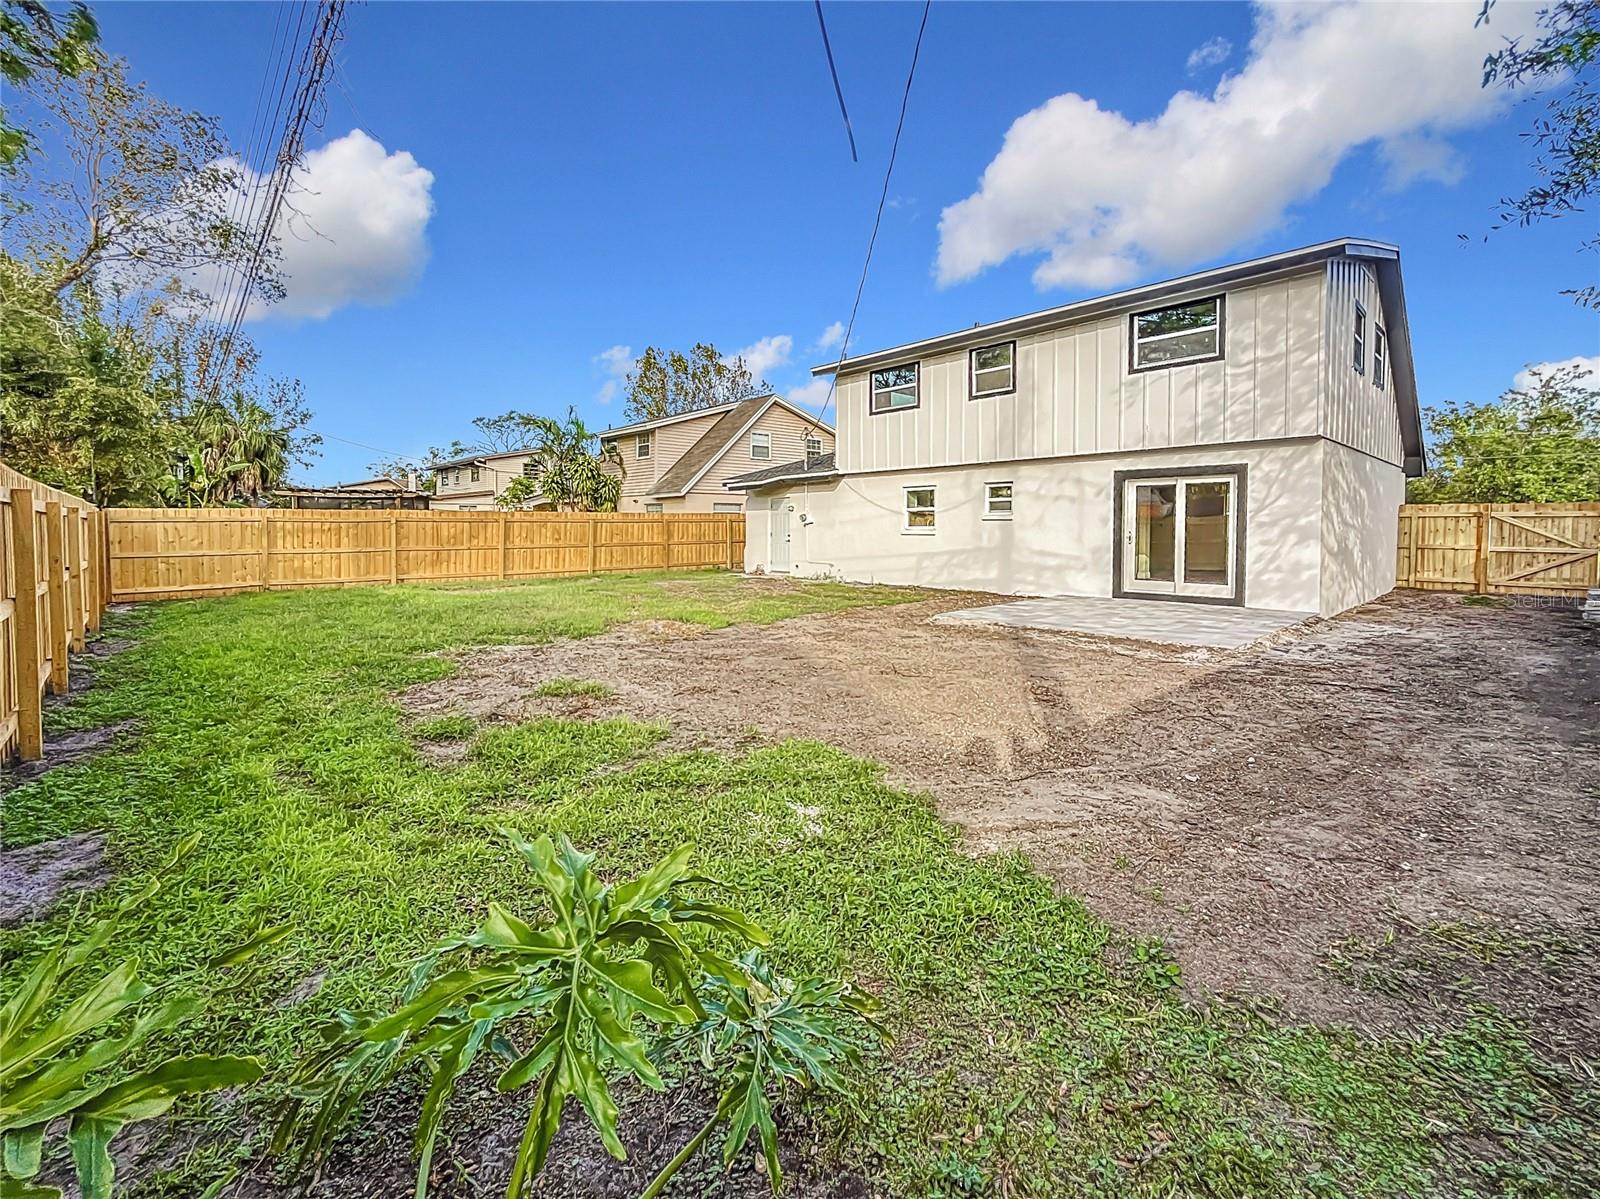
[729,239,1423,618]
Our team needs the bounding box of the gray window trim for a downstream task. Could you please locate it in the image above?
[1110,464,1248,608]
[1129,295,1226,374]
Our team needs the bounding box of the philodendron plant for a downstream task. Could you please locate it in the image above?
[274,830,885,1198]
[0,835,288,1199]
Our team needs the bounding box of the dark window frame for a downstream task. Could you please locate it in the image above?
[1128,294,1227,375]
[1373,325,1387,389]
[1110,464,1248,608]
[869,361,921,415]
[969,340,1017,399]
[1353,301,1367,375]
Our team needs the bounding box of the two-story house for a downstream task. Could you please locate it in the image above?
[727,238,1424,618]
[429,450,544,510]
[599,394,834,514]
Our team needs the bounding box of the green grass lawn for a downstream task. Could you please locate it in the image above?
[3,571,1592,1197]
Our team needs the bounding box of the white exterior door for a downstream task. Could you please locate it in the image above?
[1120,475,1237,600]
[769,495,792,572]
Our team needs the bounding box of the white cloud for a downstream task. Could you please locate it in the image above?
[936,1,1539,292]
[250,130,434,319]
[786,377,835,412]
[1514,355,1600,390]
[816,321,846,352]
[594,344,633,404]
[728,334,793,379]
[1185,36,1233,74]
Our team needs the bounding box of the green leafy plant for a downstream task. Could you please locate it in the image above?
[273,831,884,1199]
[0,835,286,1198]
[642,949,886,1198]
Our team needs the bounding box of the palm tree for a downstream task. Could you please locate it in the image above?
[516,408,622,511]
[164,395,291,506]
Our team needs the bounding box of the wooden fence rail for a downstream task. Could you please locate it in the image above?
[1397,502,1600,597]
[1,462,105,764]
[104,508,746,602]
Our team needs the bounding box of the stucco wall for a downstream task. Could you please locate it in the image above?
[746,439,1330,613]
[1318,439,1404,616]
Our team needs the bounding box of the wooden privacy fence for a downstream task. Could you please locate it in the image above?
[105,509,746,602]
[1396,502,1600,597]
[1,463,108,763]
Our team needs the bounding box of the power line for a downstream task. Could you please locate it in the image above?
[813,1,857,163]
[807,0,932,440]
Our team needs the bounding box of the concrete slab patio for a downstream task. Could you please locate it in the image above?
[931,595,1313,648]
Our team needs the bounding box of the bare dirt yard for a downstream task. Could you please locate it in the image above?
[404,586,1600,1060]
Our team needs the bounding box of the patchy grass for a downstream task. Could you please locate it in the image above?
[4,572,1594,1198]
[533,676,616,700]
[411,714,477,741]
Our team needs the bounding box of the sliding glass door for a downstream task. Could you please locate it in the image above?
[1120,474,1237,600]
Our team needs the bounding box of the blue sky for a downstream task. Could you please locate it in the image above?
[93,1,1596,484]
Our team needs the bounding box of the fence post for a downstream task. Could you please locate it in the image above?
[389,511,399,585]
[43,501,69,694]
[87,511,104,632]
[9,490,44,760]
[1474,505,1489,594]
[498,512,507,580]
[725,516,736,570]
[659,515,671,571]
[66,509,85,651]
[586,516,597,575]
[256,510,269,591]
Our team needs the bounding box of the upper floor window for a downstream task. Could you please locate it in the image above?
[805,433,823,457]
[522,459,539,478]
[636,433,652,459]
[1353,302,1366,374]
[970,341,1016,397]
[470,465,481,482]
[1131,296,1223,371]
[870,363,919,413]
[750,431,771,459]
[1373,326,1386,389]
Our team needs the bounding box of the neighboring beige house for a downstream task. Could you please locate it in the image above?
[429,450,549,511]
[599,395,833,514]
[729,238,1425,618]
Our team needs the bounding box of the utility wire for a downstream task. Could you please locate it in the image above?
[807,0,931,440]
[813,1,857,163]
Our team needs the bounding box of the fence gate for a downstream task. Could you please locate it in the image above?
[1397,502,1600,597]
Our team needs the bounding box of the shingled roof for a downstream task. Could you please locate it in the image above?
[648,396,773,498]
[723,453,838,491]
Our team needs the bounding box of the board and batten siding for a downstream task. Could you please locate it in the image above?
[1321,258,1404,466]
[834,268,1328,475]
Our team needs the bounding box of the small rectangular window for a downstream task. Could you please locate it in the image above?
[470,465,480,482]
[1131,296,1223,370]
[984,482,1013,518]
[645,502,663,513]
[713,502,742,513]
[1373,327,1386,389]
[750,431,771,459]
[1353,302,1366,374]
[805,433,823,457]
[636,433,652,459]
[970,341,1015,397]
[522,459,538,478]
[871,363,919,413]
[903,486,936,532]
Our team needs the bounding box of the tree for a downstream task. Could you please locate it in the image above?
[497,408,622,511]
[3,50,280,301]
[1408,362,1600,502]
[465,409,545,454]
[622,343,770,423]
[0,0,98,169]
[1479,1,1600,306]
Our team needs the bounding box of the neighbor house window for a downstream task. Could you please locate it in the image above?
[970,341,1015,397]
[522,459,539,478]
[636,433,652,459]
[1373,326,1387,389]
[645,502,663,513]
[903,486,936,532]
[805,433,823,457]
[1131,296,1223,370]
[870,363,919,413]
[713,502,742,513]
[1353,302,1366,374]
[470,465,481,482]
[984,482,1014,518]
[750,431,771,459]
